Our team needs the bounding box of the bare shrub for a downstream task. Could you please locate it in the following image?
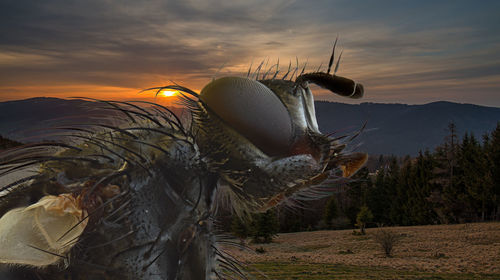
[431,252,447,259]
[372,228,401,257]
[255,246,266,254]
[338,249,354,255]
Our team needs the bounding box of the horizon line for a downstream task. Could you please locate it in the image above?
[2,96,500,109]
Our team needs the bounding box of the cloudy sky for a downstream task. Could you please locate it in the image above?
[0,0,499,106]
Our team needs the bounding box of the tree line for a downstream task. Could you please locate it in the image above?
[363,122,500,226]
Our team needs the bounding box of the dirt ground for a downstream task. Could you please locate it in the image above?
[224,222,500,274]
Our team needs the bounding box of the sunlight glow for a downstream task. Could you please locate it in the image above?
[160,89,178,97]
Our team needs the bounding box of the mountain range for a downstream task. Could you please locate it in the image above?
[1,97,499,156]
[315,101,500,155]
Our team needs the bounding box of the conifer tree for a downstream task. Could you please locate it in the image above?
[489,122,500,219]
[345,167,371,226]
[398,157,413,225]
[386,157,404,225]
[367,166,391,225]
[231,216,250,245]
[250,210,278,243]
[356,206,373,235]
[460,133,492,220]
[433,122,461,222]
[323,195,339,229]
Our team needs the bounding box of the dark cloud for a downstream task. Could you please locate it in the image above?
[0,0,499,105]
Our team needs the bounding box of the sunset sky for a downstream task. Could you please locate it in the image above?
[0,0,499,106]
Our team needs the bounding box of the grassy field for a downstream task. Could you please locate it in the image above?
[247,262,498,279]
[224,222,500,279]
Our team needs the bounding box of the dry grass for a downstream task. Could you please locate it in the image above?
[224,222,500,275]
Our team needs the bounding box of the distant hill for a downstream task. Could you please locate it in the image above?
[0,97,107,141]
[315,101,500,156]
[0,135,22,150]
[1,97,499,156]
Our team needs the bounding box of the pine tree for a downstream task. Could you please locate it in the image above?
[345,167,371,227]
[231,216,250,245]
[417,150,438,224]
[386,157,404,225]
[460,133,492,221]
[397,156,412,226]
[488,122,500,220]
[367,167,391,225]
[323,195,339,229]
[479,133,495,220]
[250,210,279,243]
[356,206,373,235]
[433,122,461,223]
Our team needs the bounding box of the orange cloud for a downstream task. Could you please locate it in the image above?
[0,84,194,107]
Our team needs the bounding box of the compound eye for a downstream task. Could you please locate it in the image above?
[200,77,293,156]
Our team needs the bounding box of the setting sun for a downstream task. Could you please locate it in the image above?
[160,89,178,97]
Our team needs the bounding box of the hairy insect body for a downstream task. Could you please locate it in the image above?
[0,47,367,279]
[92,135,216,279]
